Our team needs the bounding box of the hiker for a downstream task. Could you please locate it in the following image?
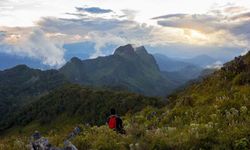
[107,108,125,134]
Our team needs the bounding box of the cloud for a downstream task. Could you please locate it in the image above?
[153,5,250,47]
[223,6,248,14]
[1,5,157,64]
[65,12,87,18]
[0,28,65,67]
[230,12,250,20]
[152,14,187,20]
[121,9,138,20]
[0,31,6,42]
[76,7,113,14]
[88,32,126,58]
[36,15,157,57]
[206,61,223,69]
[155,13,224,33]
[38,17,135,35]
[240,49,250,56]
[1,3,248,66]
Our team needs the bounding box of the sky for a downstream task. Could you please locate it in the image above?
[0,0,250,67]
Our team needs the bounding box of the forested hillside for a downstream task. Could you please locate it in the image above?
[0,65,67,129]
[0,84,163,132]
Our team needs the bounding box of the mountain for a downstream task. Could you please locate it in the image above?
[154,53,194,72]
[154,53,204,80]
[152,51,250,149]
[59,44,179,96]
[199,68,218,78]
[181,54,218,67]
[154,53,219,70]
[1,52,250,149]
[0,65,67,126]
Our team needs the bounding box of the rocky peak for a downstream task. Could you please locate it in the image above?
[113,44,136,57]
[70,57,82,64]
[135,46,148,55]
[9,64,30,72]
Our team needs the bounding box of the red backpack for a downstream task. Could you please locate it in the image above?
[108,115,117,129]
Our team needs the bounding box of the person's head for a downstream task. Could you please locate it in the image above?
[110,108,116,115]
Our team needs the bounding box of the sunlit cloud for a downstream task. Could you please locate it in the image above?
[0,28,65,67]
[153,5,250,47]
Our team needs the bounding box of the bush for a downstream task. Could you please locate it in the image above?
[234,138,250,150]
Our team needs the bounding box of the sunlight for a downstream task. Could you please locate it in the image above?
[190,30,207,40]
[182,29,211,45]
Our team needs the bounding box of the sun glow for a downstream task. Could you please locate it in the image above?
[189,30,207,40]
[181,29,211,45]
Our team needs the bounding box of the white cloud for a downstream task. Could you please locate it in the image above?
[240,49,250,56]
[0,28,65,67]
[88,32,126,58]
[206,61,223,69]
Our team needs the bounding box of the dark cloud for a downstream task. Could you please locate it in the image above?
[152,14,187,20]
[155,14,223,33]
[76,7,113,14]
[0,31,6,41]
[230,20,250,39]
[230,12,250,20]
[65,12,87,17]
[38,17,135,35]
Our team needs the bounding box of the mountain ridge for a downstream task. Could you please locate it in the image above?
[59,44,179,96]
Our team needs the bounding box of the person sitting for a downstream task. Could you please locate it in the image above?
[107,108,125,134]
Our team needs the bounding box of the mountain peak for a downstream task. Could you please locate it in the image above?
[135,46,148,55]
[10,64,30,71]
[114,44,136,56]
[70,57,82,64]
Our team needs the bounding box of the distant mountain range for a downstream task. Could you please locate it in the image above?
[180,54,218,67]
[154,53,211,80]
[154,53,218,69]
